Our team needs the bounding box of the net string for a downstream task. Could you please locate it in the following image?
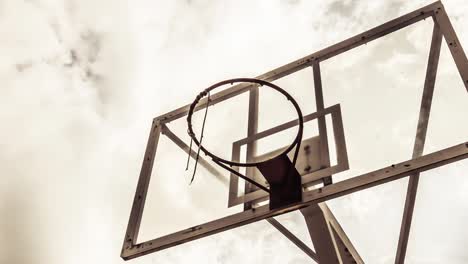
[185,138,193,171]
[189,92,211,184]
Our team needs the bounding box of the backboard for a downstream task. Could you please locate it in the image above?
[122,1,468,262]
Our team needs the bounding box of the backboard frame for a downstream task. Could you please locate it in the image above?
[121,1,468,260]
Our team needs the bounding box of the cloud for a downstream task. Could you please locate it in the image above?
[1,0,467,263]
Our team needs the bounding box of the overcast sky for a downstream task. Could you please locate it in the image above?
[1,0,467,263]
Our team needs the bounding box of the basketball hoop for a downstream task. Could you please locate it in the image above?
[187,78,304,168]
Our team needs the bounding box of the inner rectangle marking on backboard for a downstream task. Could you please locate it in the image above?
[227,104,349,208]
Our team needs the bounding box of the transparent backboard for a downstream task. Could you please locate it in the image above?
[121,1,468,261]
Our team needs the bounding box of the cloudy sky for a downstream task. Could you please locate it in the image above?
[1,0,467,263]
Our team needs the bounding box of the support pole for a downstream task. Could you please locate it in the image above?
[395,21,442,264]
[244,87,260,210]
[312,62,333,185]
[266,218,318,262]
[301,204,341,264]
